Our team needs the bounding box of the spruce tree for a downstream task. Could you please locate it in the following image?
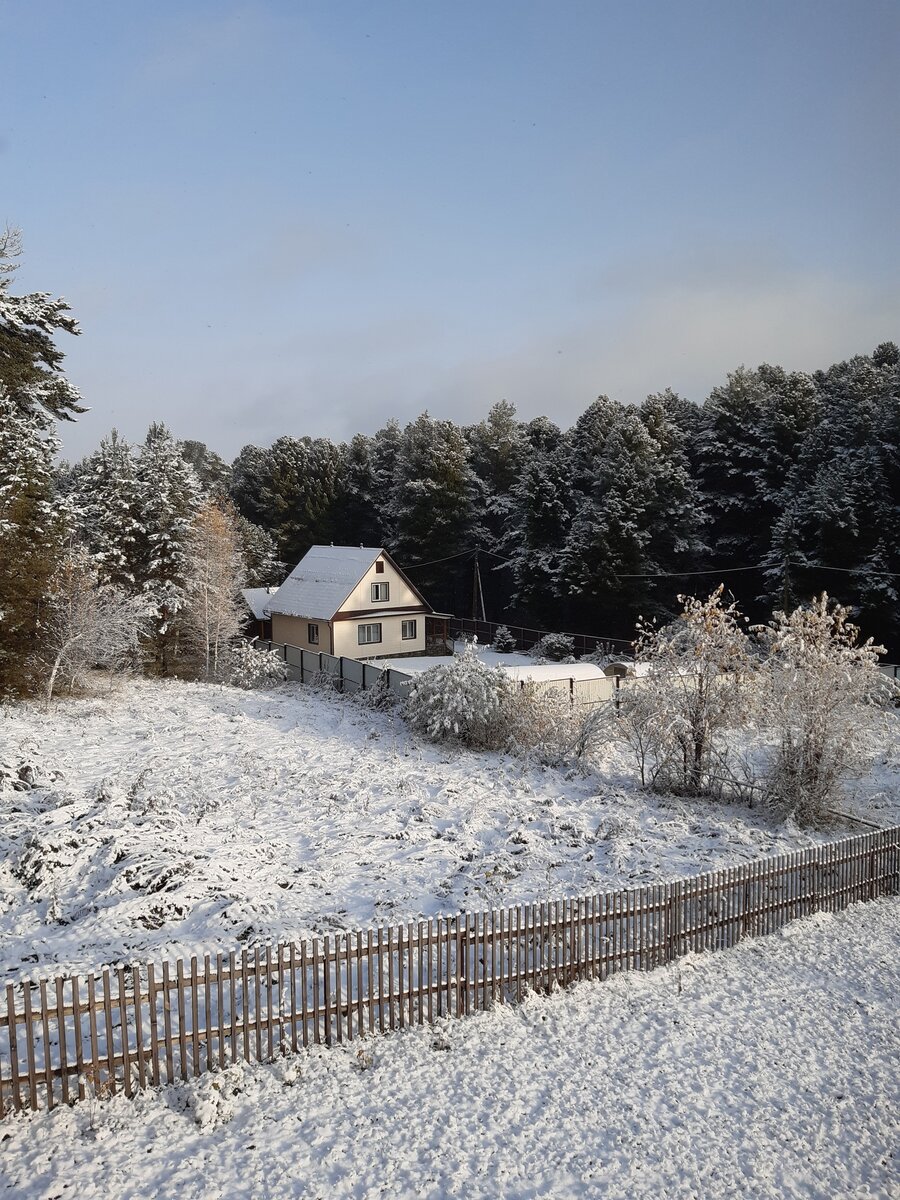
[134,423,203,673]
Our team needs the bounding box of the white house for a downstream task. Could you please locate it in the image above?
[265,545,443,659]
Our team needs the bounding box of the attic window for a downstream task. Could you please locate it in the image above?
[375,560,385,574]
[371,582,390,602]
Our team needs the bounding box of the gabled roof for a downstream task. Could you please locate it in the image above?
[265,545,387,621]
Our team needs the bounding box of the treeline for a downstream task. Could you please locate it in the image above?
[215,346,898,652]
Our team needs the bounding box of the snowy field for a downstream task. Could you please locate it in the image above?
[1,896,897,1200]
[2,676,898,982]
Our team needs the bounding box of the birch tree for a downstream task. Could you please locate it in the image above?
[183,501,246,678]
[37,546,148,705]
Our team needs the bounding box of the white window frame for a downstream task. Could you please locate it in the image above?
[308,622,319,645]
[358,622,382,646]
[401,619,417,640]
[371,581,390,602]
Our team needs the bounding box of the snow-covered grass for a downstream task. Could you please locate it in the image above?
[2,677,898,983]
[2,896,897,1199]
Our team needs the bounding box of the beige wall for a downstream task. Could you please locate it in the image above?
[341,556,421,613]
[333,614,425,659]
[271,613,333,653]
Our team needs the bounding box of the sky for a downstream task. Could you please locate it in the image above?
[5,0,900,461]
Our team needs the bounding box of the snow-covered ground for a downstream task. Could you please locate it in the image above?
[2,677,898,981]
[2,897,897,1200]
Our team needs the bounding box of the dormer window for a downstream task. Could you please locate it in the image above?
[371,582,390,602]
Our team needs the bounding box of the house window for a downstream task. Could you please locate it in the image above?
[308,623,319,645]
[402,620,417,640]
[375,560,385,574]
[358,623,382,645]
[371,582,390,602]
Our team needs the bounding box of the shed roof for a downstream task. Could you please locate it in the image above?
[241,587,277,620]
[265,545,386,621]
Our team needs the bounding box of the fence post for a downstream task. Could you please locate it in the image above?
[338,656,344,693]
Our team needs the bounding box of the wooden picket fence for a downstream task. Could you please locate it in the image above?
[1,826,897,1119]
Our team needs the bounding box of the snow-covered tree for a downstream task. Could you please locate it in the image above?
[0,231,83,696]
[629,587,753,795]
[182,501,247,678]
[492,625,517,653]
[0,227,84,423]
[69,429,143,589]
[0,389,63,696]
[225,640,288,689]
[181,440,232,497]
[134,423,203,673]
[36,544,148,705]
[234,512,282,587]
[755,595,891,822]
[405,642,514,748]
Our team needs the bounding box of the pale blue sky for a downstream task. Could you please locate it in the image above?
[5,0,899,459]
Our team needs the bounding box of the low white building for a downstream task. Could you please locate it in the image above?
[265,545,442,659]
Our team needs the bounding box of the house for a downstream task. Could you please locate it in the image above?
[241,586,277,640]
[265,545,449,659]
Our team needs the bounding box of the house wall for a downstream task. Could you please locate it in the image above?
[333,614,425,659]
[341,556,422,612]
[271,613,333,653]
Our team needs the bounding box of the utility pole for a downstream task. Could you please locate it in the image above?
[471,549,487,623]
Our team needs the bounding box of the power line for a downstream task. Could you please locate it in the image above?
[402,547,900,581]
[401,548,478,570]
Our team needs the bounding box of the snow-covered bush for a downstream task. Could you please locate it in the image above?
[491,625,517,653]
[529,633,575,662]
[405,642,514,748]
[503,682,580,766]
[755,594,893,823]
[225,640,288,689]
[36,546,150,705]
[626,587,753,796]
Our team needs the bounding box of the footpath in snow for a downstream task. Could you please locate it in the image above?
[1,897,897,1200]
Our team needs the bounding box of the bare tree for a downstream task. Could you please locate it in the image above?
[182,502,246,678]
[755,594,892,823]
[627,587,754,795]
[37,546,148,706]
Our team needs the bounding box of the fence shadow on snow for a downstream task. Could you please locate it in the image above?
[1,827,897,1119]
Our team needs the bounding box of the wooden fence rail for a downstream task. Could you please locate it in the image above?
[1,827,897,1119]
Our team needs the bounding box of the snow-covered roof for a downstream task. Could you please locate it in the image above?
[500,663,608,683]
[241,587,277,620]
[266,546,385,621]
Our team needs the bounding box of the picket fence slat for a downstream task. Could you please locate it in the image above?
[1,826,897,1119]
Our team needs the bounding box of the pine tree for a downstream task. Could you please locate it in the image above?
[0,230,82,696]
[134,423,203,673]
[0,227,84,423]
[0,390,63,695]
[391,413,477,607]
[70,429,143,590]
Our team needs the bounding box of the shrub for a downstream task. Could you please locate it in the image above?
[626,587,753,796]
[491,625,517,654]
[529,633,575,662]
[754,594,892,823]
[503,682,580,765]
[405,642,514,748]
[225,641,288,689]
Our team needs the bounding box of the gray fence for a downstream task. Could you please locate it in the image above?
[255,639,413,699]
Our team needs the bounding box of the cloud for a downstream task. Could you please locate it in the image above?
[417,262,900,426]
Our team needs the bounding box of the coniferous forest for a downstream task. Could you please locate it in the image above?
[73,345,900,655]
[2,229,899,698]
